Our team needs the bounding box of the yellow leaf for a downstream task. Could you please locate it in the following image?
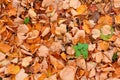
[61,52,67,61]
[7,64,20,74]
[77,5,87,15]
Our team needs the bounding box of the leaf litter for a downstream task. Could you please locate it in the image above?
[0,0,120,80]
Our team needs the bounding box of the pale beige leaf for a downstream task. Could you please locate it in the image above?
[60,66,76,80]
[15,69,28,80]
[76,58,86,70]
[69,0,81,9]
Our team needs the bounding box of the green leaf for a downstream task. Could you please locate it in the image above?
[112,53,118,62]
[73,43,88,59]
[24,17,30,24]
[100,27,114,41]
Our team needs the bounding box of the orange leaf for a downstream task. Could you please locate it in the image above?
[61,52,67,61]
[77,5,88,15]
[98,41,109,51]
[98,15,112,26]
[0,42,11,53]
[33,62,41,73]
[7,64,20,74]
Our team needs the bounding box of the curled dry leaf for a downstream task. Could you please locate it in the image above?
[41,27,50,37]
[73,30,85,39]
[7,64,20,74]
[28,9,37,19]
[0,52,6,61]
[28,30,39,39]
[21,49,32,56]
[49,55,64,70]
[101,67,115,72]
[60,66,76,80]
[15,69,28,80]
[69,0,81,9]
[22,56,32,67]
[92,29,101,39]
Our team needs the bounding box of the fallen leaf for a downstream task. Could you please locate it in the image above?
[27,30,39,39]
[77,5,87,15]
[0,52,6,61]
[92,29,101,39]
[32,62,41,73]
[114,0,120,8]
[98,15,112,26]
[22,56,32,67]
[15,69,28,80]
[97,41,109,51]
[28,9,37,19]
[89,68,96,78]
[69,0,81,9]
[7,64,20,74]
[76,58,86,70]
[61,52,67,61]
[60,66,76,80]
[92,52,103,63]
[37,45,49,57]
[115,15,120,24]
[49,55,64,70]
[0,42,11,53]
